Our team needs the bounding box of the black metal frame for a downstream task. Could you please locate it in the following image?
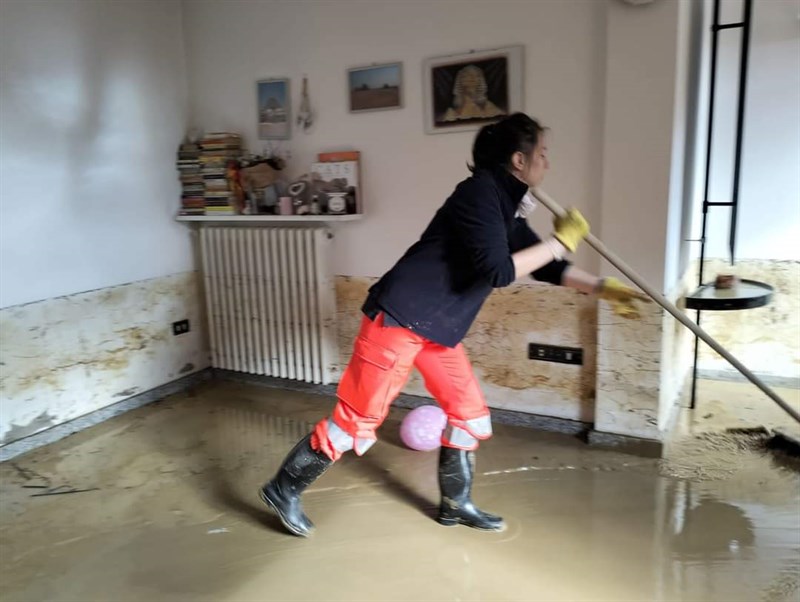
[685,279,773,311]
[690,0,753,409]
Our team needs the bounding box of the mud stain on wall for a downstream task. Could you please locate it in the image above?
[0,272,210,446]
[595,299,665,440]
[696,260,799,380]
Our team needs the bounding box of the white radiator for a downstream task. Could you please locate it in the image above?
[199,226,337,384]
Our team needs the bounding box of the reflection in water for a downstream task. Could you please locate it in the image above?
[662,478,799,602]
[671,493,755,559]
[213,407,315,469]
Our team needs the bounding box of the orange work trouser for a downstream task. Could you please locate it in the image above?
[311,313,492,461]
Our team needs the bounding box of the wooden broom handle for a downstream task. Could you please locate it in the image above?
[530,186,800,425]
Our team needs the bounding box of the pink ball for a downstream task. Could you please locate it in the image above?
[400,405,447,451]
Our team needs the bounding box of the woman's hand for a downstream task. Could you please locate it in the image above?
[597,277,651,319]
[552,209,589,253]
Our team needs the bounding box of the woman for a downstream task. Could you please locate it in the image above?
[260,113,648,537]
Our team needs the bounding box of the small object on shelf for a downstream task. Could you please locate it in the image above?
[279,196,293,216]
[197,132,244,216]
[240,161,285,214]
[714,273,739,289]
[685,279,773,311]
[310,159,359,215]
[327,192,347,215]
[287,179,310,214]
[316,151,362,215]
[241,162,279,189]
[287,180,307,198]
[177,139,203,216]
[317,151,360,163]
[261,185,278,214]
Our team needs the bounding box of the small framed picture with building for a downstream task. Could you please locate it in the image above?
[257,78,291,139]
[348,63,403,113]
[423,46,523,134]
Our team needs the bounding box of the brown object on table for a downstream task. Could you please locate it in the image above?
[714,274,739,289]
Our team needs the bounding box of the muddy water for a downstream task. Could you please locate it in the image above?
[1,381,798,601]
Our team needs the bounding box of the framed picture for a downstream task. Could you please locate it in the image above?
[257,78,291,139]
[348,62,403,112]
[423,45,524,135]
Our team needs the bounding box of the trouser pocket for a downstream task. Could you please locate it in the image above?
[337,335,399,421]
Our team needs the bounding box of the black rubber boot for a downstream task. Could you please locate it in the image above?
[437,446,506,532]
[259,433,333,537]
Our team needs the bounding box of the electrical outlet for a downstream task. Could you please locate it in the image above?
[528,343,583,365]
[172,319,190,336]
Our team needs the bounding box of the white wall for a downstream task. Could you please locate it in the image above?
[594,0,701,441]
[664,0,705,294]
[0,0,194,309]
[0,0,208,449]
[659,0,703,432]
[700,0,800,261]
[182,0,606,279]
[598,0,685,291]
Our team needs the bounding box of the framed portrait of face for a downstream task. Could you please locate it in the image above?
[423,46,524,135]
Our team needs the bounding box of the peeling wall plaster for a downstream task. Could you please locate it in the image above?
[0,272,209,446]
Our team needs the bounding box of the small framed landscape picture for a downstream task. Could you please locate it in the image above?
[257,78,291,139]
[348,63,402,113]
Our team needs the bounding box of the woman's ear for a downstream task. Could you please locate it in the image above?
[510,151,526,172]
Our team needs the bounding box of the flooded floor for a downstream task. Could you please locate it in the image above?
[691,378,800,434]
[1,381,798,602]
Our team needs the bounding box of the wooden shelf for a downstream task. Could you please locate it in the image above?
[175,214,364,224]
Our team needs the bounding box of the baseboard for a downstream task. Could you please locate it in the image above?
[0,369,213,462]
[393,395,590,436]
[2,369,660,462]
[214,370,590,437]
[586,429,663,458]
[214,369,339,397]
[698,369,800,389]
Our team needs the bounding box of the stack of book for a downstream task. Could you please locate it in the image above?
[177,142,203,216]
[199,133,242,216]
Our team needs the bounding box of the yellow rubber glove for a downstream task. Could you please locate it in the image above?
[553,208,590,253]
[598,277,651,319]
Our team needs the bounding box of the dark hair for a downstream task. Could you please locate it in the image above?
[469,113,545,172]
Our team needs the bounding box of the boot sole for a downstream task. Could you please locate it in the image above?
[258,487,312,538]
[436,515,507,532]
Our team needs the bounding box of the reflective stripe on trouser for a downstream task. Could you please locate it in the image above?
[317,418,376,456]
[311,313,492,460]
[312,313,422,461]
[442,415,493,450]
